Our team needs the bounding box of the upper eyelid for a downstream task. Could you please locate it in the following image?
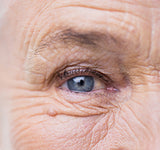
[52,67,114,88]
[57,67,106,80]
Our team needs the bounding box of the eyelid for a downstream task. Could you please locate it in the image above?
[55,67,114,88]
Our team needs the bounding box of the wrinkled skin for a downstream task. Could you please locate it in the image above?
[0,0,160,150]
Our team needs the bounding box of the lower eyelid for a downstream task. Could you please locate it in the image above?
[56,86,119,103]
[49,83,132,116]
[53,88,119,116]
[56,82,132,103]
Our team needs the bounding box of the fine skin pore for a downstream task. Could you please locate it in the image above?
[0,0,160,150]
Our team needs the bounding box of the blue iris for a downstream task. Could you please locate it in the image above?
[67,76,94,92]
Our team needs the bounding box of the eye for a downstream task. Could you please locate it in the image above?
[55,67,118,94]
[52,66,130,113]
[67,76,94,92]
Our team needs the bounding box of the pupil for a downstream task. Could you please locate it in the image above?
[78,79,85,86]
[67,76,94,92]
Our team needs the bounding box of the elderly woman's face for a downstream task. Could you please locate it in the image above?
[1,0,160,149]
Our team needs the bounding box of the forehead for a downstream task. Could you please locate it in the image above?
[3,0,160,21]
[3,0,155,52]
[2,0,160,66]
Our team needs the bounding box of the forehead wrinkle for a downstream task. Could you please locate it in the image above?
[53,0,159,8]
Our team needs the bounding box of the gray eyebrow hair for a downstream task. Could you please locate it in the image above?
[39,28,120,49]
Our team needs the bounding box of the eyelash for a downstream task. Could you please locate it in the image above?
[55,67,118,92]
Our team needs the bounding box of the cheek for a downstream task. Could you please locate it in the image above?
[10,97,112,150]
[10,86,160,150]
[116,91,160,149]
[9,97,135,150]
[9,94,130,150]
[10,87,119,150]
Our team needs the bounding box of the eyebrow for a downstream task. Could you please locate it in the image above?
[55,29,99,45]
[38,28,122,49]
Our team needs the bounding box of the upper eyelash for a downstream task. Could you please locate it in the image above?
[56,67,113,85]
